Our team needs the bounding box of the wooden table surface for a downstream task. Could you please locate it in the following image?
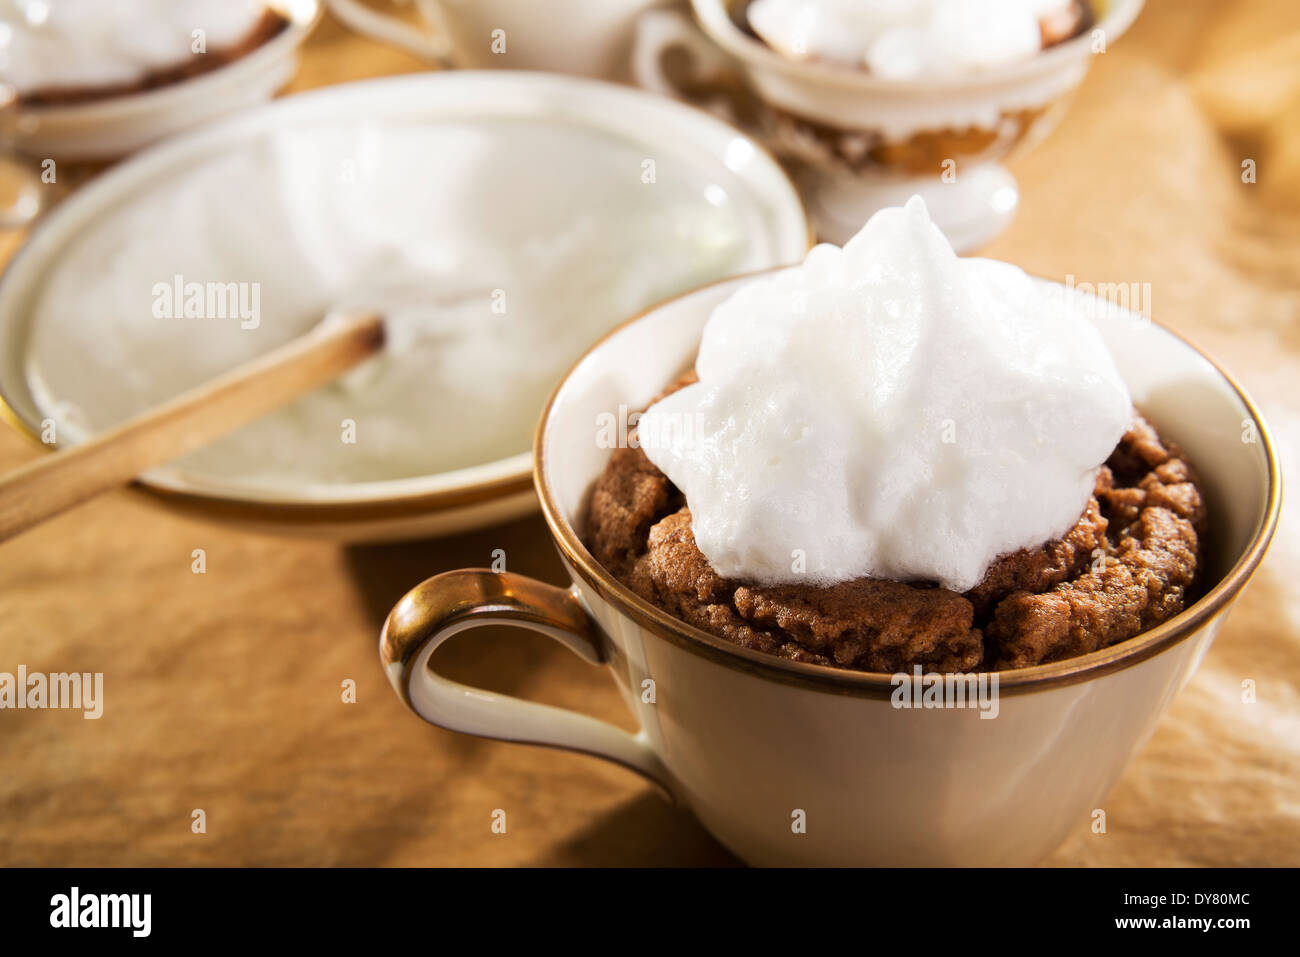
[1,0,1296,866]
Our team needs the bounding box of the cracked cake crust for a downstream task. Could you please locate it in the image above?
[582,379,1206,673]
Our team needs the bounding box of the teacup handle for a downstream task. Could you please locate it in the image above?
[632,7,738,100]
[380,569,673,796]
[326,0,452,63]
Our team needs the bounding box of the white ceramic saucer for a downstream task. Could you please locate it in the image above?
[0,71,810,541]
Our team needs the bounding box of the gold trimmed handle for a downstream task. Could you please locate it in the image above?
[632,8,752,116]
[380,569,672,794]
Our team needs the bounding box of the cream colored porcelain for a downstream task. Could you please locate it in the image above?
[382,273,1280,866]
[634,0,1144,250]
[6,1,321,160]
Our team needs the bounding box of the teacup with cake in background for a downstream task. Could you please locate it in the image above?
[0,0,321,160]
[633,0,1144,250]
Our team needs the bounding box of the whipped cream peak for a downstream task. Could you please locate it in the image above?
[639,196,1131,593]
[747,0,1078,80]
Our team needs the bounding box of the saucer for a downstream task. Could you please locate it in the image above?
[0,71,810,541]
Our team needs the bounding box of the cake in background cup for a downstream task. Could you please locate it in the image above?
[1,0,321,159]
[633,0,1144,250]
[2,0,289,107]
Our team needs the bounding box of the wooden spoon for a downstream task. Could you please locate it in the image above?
[0,311,384,544]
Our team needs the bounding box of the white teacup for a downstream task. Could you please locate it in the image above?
[633,0,1144,250]
[327,0,669,81]
[380,273,1280,866]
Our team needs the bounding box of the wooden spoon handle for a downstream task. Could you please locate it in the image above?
[0,311,385,544]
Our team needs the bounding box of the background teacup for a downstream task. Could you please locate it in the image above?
[380,271,1280,866]
[634,0,1145,250]
[328,0,670,81]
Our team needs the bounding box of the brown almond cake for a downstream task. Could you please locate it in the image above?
[582,374,1207,673]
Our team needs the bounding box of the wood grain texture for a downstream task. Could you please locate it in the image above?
[0,312,383,543]
[0,1,1296,866]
